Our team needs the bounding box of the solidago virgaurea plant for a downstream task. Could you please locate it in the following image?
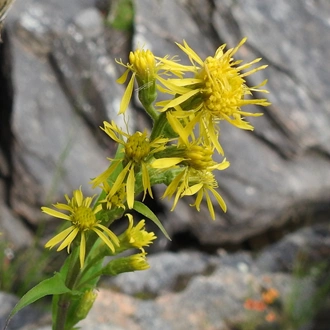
[5,38,270,330]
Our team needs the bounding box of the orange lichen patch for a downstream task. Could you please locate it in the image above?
[244,298,267,312]
[265,311,277,323]
[262,288,279,305]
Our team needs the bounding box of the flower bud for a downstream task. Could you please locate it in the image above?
[76,290,97,320]
[102,253,150,276]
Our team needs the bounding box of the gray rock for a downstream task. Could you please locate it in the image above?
[213,0,330,154]
[15,3,66,55]
[10,29,109,224]
[73,7,104,39]
[5,2,123,225]
[50,22,132,135]
[134,0,214,60]
[4,0,330,246]
[0,226,330,330]
[256,223,330,273]
[0,200,33,249]
[80,249,320,330]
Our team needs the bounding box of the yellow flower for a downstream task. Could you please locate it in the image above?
[157,38,270,153]
[152,112,225,169]
[116,48,186,115]
[183,170,227,220]
[98,180,126,210]
[151,114,229,217]
[42,187,120,268]
[118,214,157,252]
[157,163,228,218]
[91,121,169,209]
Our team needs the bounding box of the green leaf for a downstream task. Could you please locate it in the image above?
[133,201,171,240]
[4,272,77,329]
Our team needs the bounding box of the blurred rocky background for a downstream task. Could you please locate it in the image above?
[1,0,330,329]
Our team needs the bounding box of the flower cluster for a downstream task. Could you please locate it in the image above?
[35,39,270,330]
[42,38,269,271]
[108,38,269,217]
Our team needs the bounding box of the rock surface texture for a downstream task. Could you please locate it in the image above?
[0,0,330,329]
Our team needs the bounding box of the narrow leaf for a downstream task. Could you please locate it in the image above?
[4,272,75,329]
[133,201,171,240]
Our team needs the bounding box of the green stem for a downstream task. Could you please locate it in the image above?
[53,249,81,330]
[76,271,103,291]
[150,112,168,140]
[142,102,159,122]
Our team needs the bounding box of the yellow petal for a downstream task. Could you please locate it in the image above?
[109,162,130,198]
[159,89,199,112]
[52,203,72,212]
[151,157,184,168]
[97,224,120,246]
[210,187,227,212]
[126,165,135,209]
[41,207,71,221]
[45,226,75,249]
[119,73,135,114]
[205,191,216,220]
[141,162,152,198]
[157,76,192,94]
[93,227,115,253]
[79,232,86,268]
[176,40,204,66]
[166,78,201,87]
[74,188,83,206]
[116,68,130,84]
[183,183,203,196]
[57,227,79,251]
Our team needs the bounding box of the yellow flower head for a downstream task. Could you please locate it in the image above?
[119,214,157,252]
[99,180,126,210]
[152,113,227,172]
[157,38,270,153]
[183,170,227,220]
[158,158,228,217]
[116,47,186,115]
[151,113,229,217]
[91,121,169,209]
[42,187,120,268]
[129,49,157,81]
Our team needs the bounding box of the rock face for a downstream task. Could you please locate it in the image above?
[3,224,329,330]
[130,0,330,246]
[1,0,329,244]
[0,0,330,329]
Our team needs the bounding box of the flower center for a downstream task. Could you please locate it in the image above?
[189,169,217,188]
[200,57,245,118]
[107,184,126,208]
[184,145,214,170]
[72,206,97,230]
[125,131,151,163]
